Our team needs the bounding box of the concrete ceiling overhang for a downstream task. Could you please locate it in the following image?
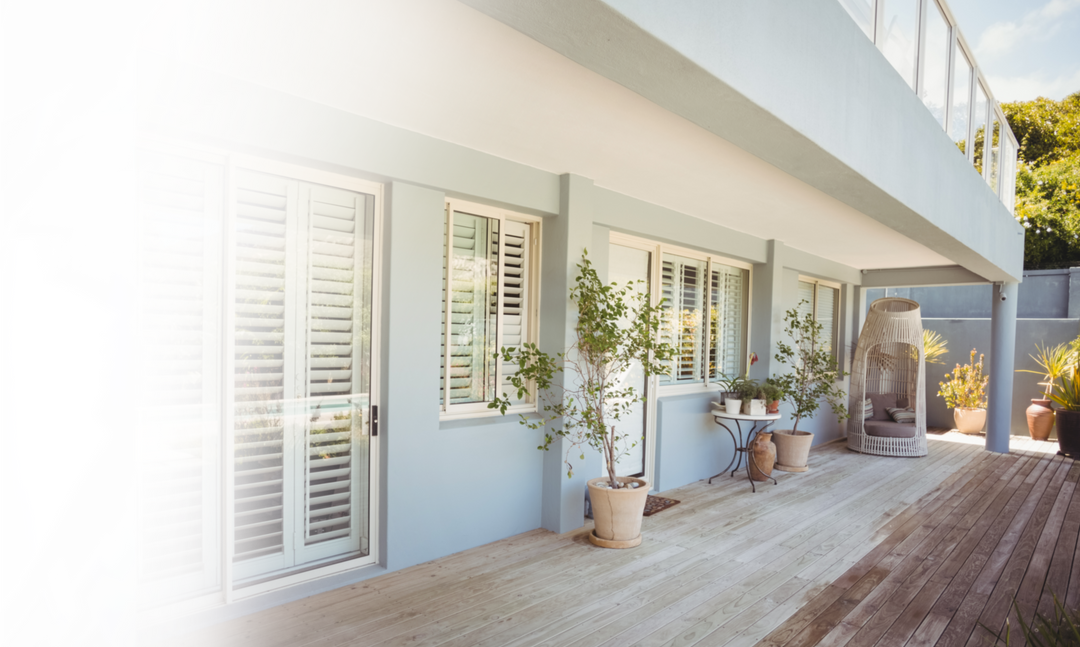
[140,0,1023,280]
[460,0,1023,282]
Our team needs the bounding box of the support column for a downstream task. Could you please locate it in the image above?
[539,173,595,533]
[987,281,1019,454]
[749,240,786,383]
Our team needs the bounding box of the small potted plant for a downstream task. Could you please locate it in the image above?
[761,381,784,414]
[492,252,676,549]
[937,349,989,434]
[1016,341,1075,441]
[770,304,849,472]
[736,379,764,416]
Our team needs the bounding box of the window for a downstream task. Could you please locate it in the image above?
[919,0,949,129]
[797,278,840,358]
[440,199,540,417]
[137,146,380,605]
[878,0,919,89]
[658,249,750,389]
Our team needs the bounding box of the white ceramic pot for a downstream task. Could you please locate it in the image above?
[725,399,742,415]
[954,407,987,434]
[587,476,649,548]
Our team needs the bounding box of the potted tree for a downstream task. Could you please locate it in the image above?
[937,349,989,434]
[770,305,849,473]
[1049,365,1080,458]
[492,252,675,549]
[1016,341,1075,441]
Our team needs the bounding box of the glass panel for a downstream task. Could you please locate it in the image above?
[1002,135,1017,211]
[445,211,499,405]
[137,150,224,603]
[659,253,706,386]
[232,169,375,583]
[879,0,919,89]
[709,264,749,381]
[607,243,651,477]
[920,1,949,129]
[989,118,1001,194]
[838,0,875,39]
[972,83,988,175]
[950,44,972,153]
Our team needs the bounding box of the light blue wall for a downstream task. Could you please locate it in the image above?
[141,60,865,614]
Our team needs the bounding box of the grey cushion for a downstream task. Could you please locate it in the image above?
[864,420,917,438]
[867,393,909,420]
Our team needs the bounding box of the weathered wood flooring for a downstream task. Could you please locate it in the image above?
[164,434,1077,647]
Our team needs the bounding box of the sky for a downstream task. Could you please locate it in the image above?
[947,0,1080,102]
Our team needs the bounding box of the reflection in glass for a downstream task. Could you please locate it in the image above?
[138,150,223,602]
[838,0,875,39]
[879,0,919,89]
[950,45,972,154]
[989,118,1001,194]
[972,83,988,175]
[444,212,499,405]
[660,253,706,385]
[709,264,748,382]
[920,1,949,129]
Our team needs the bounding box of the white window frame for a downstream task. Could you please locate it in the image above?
[797,275,842,361]
[440,198,542,421]
[137,138,384,617]
[609,233,753,397]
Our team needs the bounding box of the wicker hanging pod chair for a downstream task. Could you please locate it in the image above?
[847,298,927,457]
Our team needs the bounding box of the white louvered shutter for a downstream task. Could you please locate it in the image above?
[709,264,748,380]
[797,281,815,320]
[659,255,705,385]
[817,285,838,355]
[499,220,531,406]
[137,149,223,601]
[232,169,295,576]
[301,183,367,558]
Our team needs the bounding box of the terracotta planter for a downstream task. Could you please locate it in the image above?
[772,430,814,473]
[767,400,780,414]
[587,476,649,548]
[954,407,987,434]
[749,431,777,481]
[1057,410,1080,458]
[1025,399,1055,441]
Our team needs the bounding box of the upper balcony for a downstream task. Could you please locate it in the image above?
[463,0,1025,282]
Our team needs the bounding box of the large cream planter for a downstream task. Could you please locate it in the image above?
[772,430,814,473]
[587,476,649,548]
[954,407,987,434]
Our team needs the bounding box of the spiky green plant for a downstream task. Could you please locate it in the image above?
[981,593,1080,647]
[1017,341,1077,399]
[1049,367,1080,412]
[923,330,949,365]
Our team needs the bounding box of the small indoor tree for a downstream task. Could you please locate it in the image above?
[491,252,676,489]
[772,304,850,433]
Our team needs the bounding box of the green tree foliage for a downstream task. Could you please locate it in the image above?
[1002,92,1080,269]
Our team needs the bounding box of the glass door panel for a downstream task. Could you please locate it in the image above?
[137,149,224,602]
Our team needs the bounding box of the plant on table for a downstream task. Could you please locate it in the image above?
[491,251,676,490]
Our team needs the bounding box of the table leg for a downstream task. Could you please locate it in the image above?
[708,417,739,484]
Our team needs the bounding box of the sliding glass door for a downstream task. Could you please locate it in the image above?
[137,147,379,605]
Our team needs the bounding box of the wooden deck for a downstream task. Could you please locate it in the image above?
[166,433,1077,647]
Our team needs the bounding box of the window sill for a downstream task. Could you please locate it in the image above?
[439,405,537,423]
[657,383,723,398]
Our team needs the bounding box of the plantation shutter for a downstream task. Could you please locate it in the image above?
[817,285,838,355]
[659,254,706,385]
[137,150,223,601]
[499,220,531,406]
[232,169,295,574]
[709,264,748,380]
[797,281,815,320]
[302,184,367,556]
[442,211,499,407]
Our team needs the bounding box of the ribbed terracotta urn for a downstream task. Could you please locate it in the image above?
[587,476,649,548]
[749,432,777,481]
[1026,399,1055,441]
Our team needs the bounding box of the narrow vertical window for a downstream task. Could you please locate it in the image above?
[659,254,706,386]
